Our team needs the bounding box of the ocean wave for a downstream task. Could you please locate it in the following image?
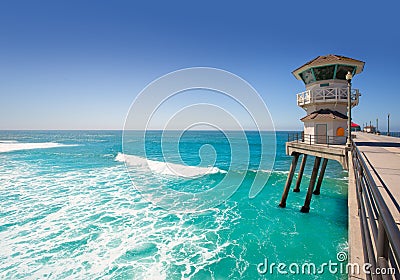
[116,153,226,178]
[0,141,79,153]
[249,169,289,175]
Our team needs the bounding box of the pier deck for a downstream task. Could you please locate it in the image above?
[353,132,400,225]
[348,132,400,279]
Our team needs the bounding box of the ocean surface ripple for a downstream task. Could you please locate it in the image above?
[0,131,348,279]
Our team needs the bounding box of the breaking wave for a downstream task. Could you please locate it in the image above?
[115,153,226,178]
[0,141,79,153]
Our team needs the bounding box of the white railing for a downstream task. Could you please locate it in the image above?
[297,88,360,106]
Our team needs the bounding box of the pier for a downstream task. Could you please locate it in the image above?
[348,132,400,280]
[281,132,400,279]
[279,133,348,212]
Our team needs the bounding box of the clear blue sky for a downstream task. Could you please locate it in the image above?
[1,0,399,131]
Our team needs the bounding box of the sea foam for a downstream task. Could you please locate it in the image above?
[115,153,226,178]
[0,141,78,153]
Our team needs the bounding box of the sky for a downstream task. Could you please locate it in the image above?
[1,0,399,131]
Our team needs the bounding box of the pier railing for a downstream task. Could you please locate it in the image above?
[351,142,400,279]
[287,133,346,147]
[385,132,400,138]
[296,87,360,106]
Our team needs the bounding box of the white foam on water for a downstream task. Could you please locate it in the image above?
[0,141,78,153]
[0,160,240,279]
[116,153,226,178]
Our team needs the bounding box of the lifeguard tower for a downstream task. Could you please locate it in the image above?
[279,54,365,213]
[293,54,365,144]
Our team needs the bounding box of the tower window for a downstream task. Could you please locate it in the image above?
[335,65,355,80]
[313,65,335,81]
[299,69,315,84]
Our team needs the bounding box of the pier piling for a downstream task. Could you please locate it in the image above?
[279,152,300,208]
[313,158,328,195]
[293,154,307,192]
[300,156,321,213]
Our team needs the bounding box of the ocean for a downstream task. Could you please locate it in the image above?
[0,130,348,279]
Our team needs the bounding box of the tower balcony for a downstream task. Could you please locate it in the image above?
[296,87,360,107]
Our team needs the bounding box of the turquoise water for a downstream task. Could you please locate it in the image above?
[0,131,348,279]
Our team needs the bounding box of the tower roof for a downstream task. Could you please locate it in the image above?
[292,54,365,81]
[300,109,348,121]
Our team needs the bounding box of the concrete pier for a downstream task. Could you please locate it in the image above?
[348,132,400,280]
[281,132,400,279]
[352,132,400,223]
[282,140,348,212]
[286,141,348,169]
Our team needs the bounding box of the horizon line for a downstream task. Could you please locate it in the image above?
[0,129,303,132]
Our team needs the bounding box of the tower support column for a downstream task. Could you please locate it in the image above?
[300,156,321,213]
[313,158,328,195]
[279,153,300,208]
[293,154,307,192]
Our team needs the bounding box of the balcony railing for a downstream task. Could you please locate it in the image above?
[288,132,346,147]
[296,87,360,107]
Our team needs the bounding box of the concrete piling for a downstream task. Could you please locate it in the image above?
[279,152,300,208]
[300,156,321,213]
[293,154,307,192]
[313,158,328,195]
